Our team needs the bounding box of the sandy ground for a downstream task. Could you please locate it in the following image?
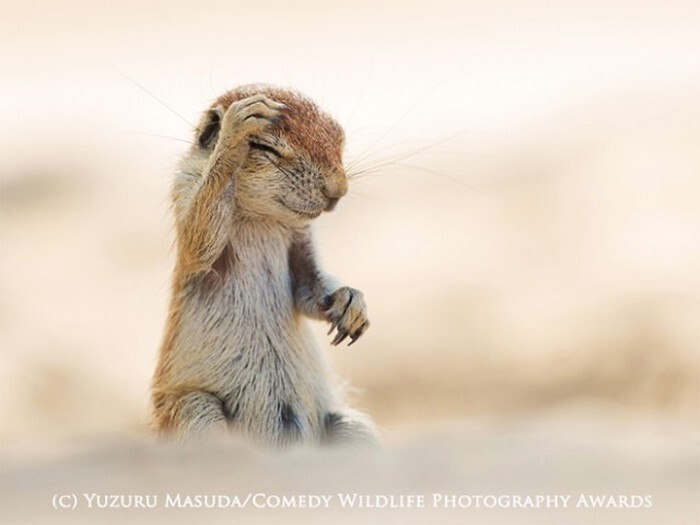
[2,412,698,525]
[1,1,700,523]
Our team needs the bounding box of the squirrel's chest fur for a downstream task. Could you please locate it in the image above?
[164,220,333,441]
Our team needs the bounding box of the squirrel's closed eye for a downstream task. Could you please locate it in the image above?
[249,141,282,157]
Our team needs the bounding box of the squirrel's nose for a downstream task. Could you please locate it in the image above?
[321,171,348,201]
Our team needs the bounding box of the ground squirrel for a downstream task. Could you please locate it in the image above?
[151,84,377,447]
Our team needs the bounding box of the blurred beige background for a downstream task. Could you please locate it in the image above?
[1,1,699,523]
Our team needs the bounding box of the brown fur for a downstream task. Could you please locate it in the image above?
[151,85,376,447]
[215,85,344,169]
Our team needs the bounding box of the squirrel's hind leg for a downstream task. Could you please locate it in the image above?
[322,410,380,447]
[155,390,229,441]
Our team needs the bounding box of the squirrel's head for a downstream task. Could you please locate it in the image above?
[189,85,347,225]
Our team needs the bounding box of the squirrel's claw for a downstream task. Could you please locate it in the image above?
[324,287,369,347]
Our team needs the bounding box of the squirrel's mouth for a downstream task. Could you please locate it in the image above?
[277,197,324,219]
[324,197,340,211]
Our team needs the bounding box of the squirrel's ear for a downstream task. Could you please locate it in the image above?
[197,106,223,149]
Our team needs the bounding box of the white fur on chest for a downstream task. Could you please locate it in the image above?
[172,220,296,376]
[166,219,334,439]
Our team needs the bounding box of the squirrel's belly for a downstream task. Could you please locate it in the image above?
[168,285,334,444]
[222,335,330,444]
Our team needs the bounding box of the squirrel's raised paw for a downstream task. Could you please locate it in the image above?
[322,287,369,346]
[222,94,285,138]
